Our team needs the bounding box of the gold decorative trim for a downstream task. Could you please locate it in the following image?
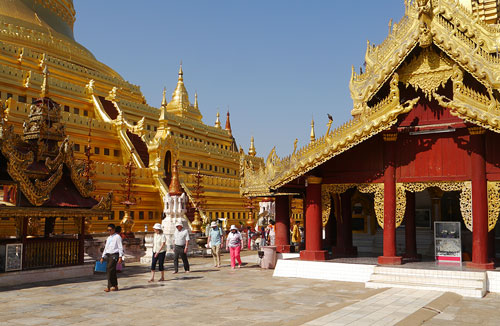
[307,176,323,185]
[321,184,356,226]
[358,183,385,228]
[468,126,486,135]
[400,181,472,231]
[487,182,500,232]
[383,133,398,142]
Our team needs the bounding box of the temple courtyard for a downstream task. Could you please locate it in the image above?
[0,253,499,326]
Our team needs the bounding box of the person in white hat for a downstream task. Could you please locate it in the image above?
[207,221,224,267]
[173,221,190,273]
[225,225,243,269]
[149,223,166,282]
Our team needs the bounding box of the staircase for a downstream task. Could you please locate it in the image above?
[365,266,487,298]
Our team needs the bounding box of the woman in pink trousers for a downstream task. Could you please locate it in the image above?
[226,225,243,269]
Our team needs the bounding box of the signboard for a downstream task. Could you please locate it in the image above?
[434,221,462,264]
[0,244,23,272]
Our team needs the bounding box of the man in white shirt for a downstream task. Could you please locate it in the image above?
[100,224,123,292]
[173,222,190,274]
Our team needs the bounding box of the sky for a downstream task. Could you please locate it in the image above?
[73,0,405,158]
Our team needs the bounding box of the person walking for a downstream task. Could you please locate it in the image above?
[267,220,276,246]
[173,222,190,274]
[207,221,223,268]
[100,224,123,292]
[226,225,243,269]
[149,223,166,282]
[246,226,254,250]
[291,221,301,250]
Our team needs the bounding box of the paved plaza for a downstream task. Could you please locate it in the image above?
[2,253,500,325]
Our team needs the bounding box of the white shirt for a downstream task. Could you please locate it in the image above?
[174,228,190,246]
[227,231,242,248]
[153,233,167,253]
[102,233,123,257]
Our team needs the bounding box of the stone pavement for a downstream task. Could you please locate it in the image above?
[1,252,500,325]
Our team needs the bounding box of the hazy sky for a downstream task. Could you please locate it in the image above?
[74,1,405,158]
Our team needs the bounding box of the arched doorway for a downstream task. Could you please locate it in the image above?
[164,151,172,186]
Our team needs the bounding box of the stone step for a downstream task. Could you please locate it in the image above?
[373,266,486,280]
[365,280,485,298]
[370,273,485,288]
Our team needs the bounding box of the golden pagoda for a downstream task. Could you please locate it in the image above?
[0,0,260,235]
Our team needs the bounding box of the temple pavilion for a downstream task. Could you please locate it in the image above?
[241,0,500,270]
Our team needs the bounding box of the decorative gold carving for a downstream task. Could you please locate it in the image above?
[398,48,455,100]
[358,183,385,228]
[468,126,486,135]
[400,181,472,231]
[487,182,500,232]
[395,183,407,228]
[92,192,113,211]
[321,184,356,226]
[383,133,398,142]
[307,176,322,185]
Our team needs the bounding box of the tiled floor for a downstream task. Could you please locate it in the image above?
[303,288,443,326]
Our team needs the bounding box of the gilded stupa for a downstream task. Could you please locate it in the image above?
[0,0,261,235]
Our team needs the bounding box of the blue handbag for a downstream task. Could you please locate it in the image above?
[95,260,107,272]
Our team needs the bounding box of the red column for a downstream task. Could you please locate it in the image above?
[403,191,420,261]
[378,133,402,265]
[275,195,291,253]
[300,176,328,261]
[333,189,357,257]
[467,128,494,269]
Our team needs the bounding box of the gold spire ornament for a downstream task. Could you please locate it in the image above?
[194,91,199,110]
[159,87,167,121]
[168,160,183,196]
[161,87,167,107]
[248,136,256,156]
[40,65,49,98]
[225,110,232,135]
[310,118,315,142]
[215,111,221,128]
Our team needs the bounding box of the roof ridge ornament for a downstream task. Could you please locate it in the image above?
[40,65,49,98]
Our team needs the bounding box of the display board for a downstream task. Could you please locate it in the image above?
[0,244,23,272]
[434,221,462,264]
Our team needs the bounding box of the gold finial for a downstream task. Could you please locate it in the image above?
[248,136,256,157]
[215,111,221,128]
[178,61,183,81]
[225,110,232,134]
[168,160,183,196]
[310,117,315,142]
[41,65,49,98]
[194,91,198,109]
[161,87,167,107]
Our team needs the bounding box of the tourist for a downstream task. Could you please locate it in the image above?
[247,226,254,250]
[207,221,223,268]
[226,225,243,269]
[267,220,276,246]
[292,221,301,249]
[149,223,166,282]
[100,224,123,292]
[173,222,190,274]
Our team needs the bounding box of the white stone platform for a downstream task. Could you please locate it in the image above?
[273,257,500,298]
[0,264,94,287]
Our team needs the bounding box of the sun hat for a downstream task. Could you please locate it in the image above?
[230,225,237,231]
[153,223,162,230]
[175,222,183,228]
[210,221,217,227]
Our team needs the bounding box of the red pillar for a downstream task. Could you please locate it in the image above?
[403,191,420,261]
[467,128,494,269]
[332,189,357,257]
[300,176,328,261]
[275,196,291,253]
[378,133,402,265]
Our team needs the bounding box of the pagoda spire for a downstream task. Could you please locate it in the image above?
[40,65,49,98]
[215,111,221,128]
[248,136,256,156]
[194,91,198,110]
[159,87,167,121]
[310,117,315,142]
[225,110,232,135]
[169,160,183,196]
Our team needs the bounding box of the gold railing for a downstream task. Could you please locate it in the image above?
[24,238,80,270]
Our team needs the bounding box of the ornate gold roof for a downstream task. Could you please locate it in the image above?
[240,0,500,197]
